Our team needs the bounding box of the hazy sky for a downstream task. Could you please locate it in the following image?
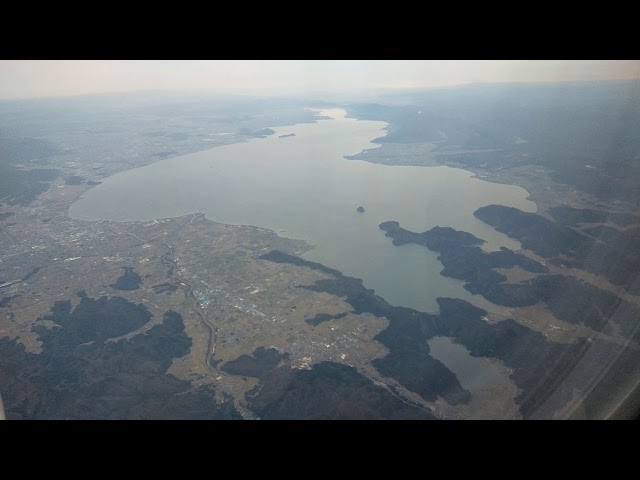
[0,60,638,100]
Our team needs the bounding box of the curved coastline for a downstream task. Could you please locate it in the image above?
[69,108,535,314]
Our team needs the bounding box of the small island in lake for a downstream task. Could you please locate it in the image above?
[252,128,276,137]
[357,206,365,213]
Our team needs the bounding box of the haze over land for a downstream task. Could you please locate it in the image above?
[1,61,639,419]
[0,60,638,100]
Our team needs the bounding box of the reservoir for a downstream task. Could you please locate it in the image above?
[427,336,509,391]
[69,108,536,314]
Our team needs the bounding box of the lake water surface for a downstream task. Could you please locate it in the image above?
[69,108,536,314]
[427,336,509,391]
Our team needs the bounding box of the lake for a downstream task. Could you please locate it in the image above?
[69,108,536,314]
[427,336,509,391]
